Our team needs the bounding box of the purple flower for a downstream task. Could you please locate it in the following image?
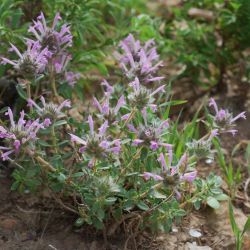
[132,139,144,146]
[101,79,114,96]
[150,141,159,150]
[157,150,193,183]
[143,172,163,181]
[0,108,44,161]
[54,54,80,86]
[116,34,164,84]
[128,77,165,111]
[209,98,246,135]
[69,116,120,166]
[65,71,80,86]
[180,171,197,183]
[28,12,72,54]
[28,96,71,121]
[93,95,126,124]
[142,150,197,199]
[128,109,170,150]
[1,41,50,77]
[187,129,218,160]
[43,118,52,127]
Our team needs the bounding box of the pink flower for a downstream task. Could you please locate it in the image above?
[209,98,246,135]
[143,172,163,181]
[116,34,164,84]
[0,108,44,160]
[29,12,72,54]
[1,41,50,76]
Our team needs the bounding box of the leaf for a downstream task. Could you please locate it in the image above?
[151,190,166,199]
[159,100,187,108]
[54,120,67,127]
[137,201,149,211]
[228,201,240,235]
[104,197,117,205]
[0,106,8,114]
[206,196,220,209]
[97,208,105,220]
[175,209,186,217]
[74,217,84,227]
[242,217,250,236]
[193,199,201,210]
[215,193,228,201]
[72,172,85,178]
[57,173,66,183]
[38,140,52,147]
[16,84,27,100]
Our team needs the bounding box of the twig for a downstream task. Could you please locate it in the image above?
[35,156,56,172]
[51,192,79,215]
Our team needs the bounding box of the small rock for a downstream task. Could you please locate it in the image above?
[185,242,212,250]
[189,229,202,238]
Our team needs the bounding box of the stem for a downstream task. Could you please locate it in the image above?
[118,108,137,137]
[27,82,31,100]
[142,191,174,216]
[51,124,58,154]
[49,62,58,97]
[139,182,163,199]
[26,81,32,112]
[116,147,142,183]
[35,156,56,172]
[179,189,207,209]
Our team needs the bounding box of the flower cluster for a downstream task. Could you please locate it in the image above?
[143,148,197,198]
[1,12,79,87]
[28,12,72,54]
[128,109,170,150]
[209,98,246,135]
[28,96,71,124]
[0,108,44,160]
[93,94,126,124]
[69,116,121,167]
[116,34,164,84]
[186,129,218,160]
[1,41,51,78]
[128,77,165,111]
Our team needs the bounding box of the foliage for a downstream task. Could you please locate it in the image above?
[229,201,250,250]
[0,11,246,234]
[162,0,250,89]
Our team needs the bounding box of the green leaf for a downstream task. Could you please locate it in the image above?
[137,201,149,211]
[123,200,134,211]
[242,217,250,236]
[104,197,117,205]
[57,173,67,183]
[159,100,187,108]
[72,172,85,178]
[74,217,84,227]
[38,140,52,147]
[16,84,27,100]
[193,199,201,210]
[175,209,186,217]
[54,120,67,127]
[229,201,240,235]
[215,193,228,201]
[97,208,105,220]
[151,190,166,199]
[206,196,220,209]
